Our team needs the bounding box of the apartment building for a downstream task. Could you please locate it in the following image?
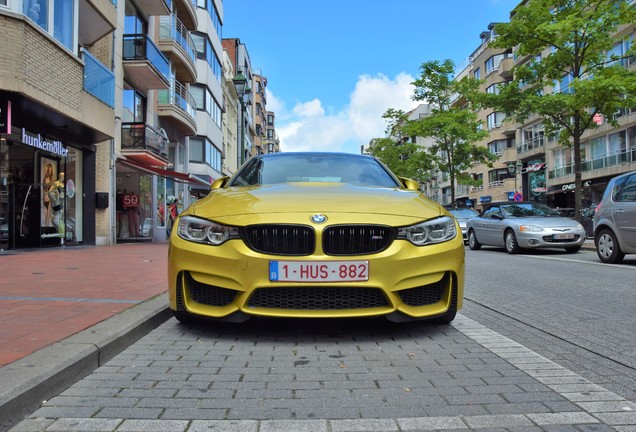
[0,0,227,250]
[1,0,116,249]
[250,72,267,156]
[456,20,636,212]
[112,0,224,243]
[222,37,254,168]
[264,110,280,154]
[453,23,517,210]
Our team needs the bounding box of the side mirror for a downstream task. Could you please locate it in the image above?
[210,176,229,190]
[398,177,420,191]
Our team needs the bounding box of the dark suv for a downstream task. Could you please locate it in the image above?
[593,170,636,263]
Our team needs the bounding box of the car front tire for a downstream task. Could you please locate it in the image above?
[468,230,481,250]
[596,229,625,264]
[504,230,521,254]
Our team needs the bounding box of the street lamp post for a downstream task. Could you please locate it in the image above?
[507,160,523,192]
[233,71,250,168]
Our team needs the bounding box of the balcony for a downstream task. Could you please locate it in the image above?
[498,57,514,79]
[172,0,197,30]
[78,0,116,46]
[121,123,170,167]
[549,146,636,180]
[134,0,171,18]
[517,136,545,156]
[158,80,197,135]
[158,15,197,83]
[81,49,114,108]
[122,34,170,93]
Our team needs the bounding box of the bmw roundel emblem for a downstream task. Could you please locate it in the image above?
[310,214,327,224]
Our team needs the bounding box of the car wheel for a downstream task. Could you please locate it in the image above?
[173,310,195,324]
[596,229,625,264]
[468,230,481,250]
[504,230,521,254]
[564,246,581,254]
[437,310,456,324]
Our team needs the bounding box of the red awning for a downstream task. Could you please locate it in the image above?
[119,158,211,187]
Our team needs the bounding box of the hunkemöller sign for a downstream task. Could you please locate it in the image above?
[22,128,68,157]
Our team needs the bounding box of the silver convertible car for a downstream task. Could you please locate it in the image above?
[466,201,586,254]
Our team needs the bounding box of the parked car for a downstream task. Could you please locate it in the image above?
[448,208,479,244]
[554,207,594,238]
[168,152,464,324]
[466,201,586,254]
[593,170,636,264]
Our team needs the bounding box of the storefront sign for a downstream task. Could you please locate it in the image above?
[548,180,593,194]
[22,128,68,157]
[0,101,10,134]
[480,196,492,203]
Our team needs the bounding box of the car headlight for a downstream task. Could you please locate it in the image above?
[519,225,543,233]
[177,216,240,245]
[397,216,457,246]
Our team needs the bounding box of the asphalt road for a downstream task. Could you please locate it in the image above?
[462,246,636,401]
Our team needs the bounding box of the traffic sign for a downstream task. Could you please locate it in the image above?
[513,191,523,202]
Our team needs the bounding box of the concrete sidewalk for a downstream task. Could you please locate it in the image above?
[0,243,172,431]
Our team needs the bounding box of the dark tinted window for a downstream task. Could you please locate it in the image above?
[616,174,636,202]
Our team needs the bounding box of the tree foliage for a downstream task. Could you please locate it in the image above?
[405,59,494,206]
[368,110,433,181]
[483,0,636,218]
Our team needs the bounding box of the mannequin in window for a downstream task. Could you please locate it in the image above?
[48,172,65,236]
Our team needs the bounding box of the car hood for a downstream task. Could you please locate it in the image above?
[187,183,442,219]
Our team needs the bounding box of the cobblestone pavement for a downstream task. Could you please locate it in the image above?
[11,315,636,432]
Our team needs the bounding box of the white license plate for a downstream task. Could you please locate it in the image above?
[553,233,575,240]
[269,261,369,282]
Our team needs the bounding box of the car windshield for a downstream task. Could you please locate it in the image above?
[229,153,401,188]
[449,209,478,218]
[500,203,561,217]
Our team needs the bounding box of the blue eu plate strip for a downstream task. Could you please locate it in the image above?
[269,261,279,281]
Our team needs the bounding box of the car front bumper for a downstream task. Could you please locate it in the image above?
[168,232,465,322]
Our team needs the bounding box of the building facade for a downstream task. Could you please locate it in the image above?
[456,20,636,213]
[1,0,116,250]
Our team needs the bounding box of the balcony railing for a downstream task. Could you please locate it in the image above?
[549,146,636,179]
[488,180,505,188]
[158,79,196,121]
[122,34,170,80]
[159,15,196,67]
[121,123,169,157]
[81,49,114,108]
[517,136,545,154]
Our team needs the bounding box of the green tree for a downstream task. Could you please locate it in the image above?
[485,0,636,219]
[404,59,494,207]
[368,109,434,182]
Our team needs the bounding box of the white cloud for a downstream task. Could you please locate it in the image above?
[272,73,419,154]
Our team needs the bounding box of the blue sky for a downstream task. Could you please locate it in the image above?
[223,0,520,154]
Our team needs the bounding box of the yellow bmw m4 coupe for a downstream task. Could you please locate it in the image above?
[168,152,464,324]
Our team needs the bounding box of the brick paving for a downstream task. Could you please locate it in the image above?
[5,240,636,431]
[0,243,168,367]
